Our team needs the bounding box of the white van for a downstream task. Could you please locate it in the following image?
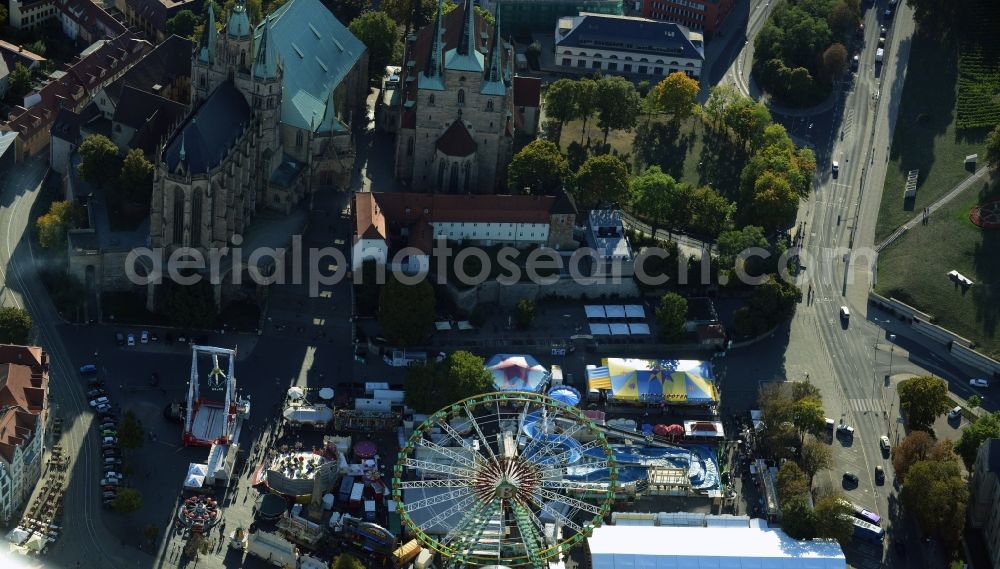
[948,406,962,419]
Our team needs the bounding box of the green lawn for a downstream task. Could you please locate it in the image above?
[875,29,988,243]
[875,180,1000,359]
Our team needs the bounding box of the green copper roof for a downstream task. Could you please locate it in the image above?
[253,15,279,79]
[253,0,366,132]
[227,0,251,38]
[199,2,218,63]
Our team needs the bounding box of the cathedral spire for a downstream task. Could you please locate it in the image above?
[457,0,475,56]
[484,2,502,83]
[253,15,279,79]
[427,0,444,77]
[199,1,217,63]
[179,131,186,163]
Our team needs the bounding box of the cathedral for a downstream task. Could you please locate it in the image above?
[393,0,535,193]
[149,0,368,256]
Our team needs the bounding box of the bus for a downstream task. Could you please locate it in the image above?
[837,498,881,525]
[851,517,885,543]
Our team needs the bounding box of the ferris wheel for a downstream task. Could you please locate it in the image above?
[392,392,617,568]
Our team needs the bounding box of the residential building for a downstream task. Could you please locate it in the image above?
[120,0,205,42]
[0,345,50,526]
[352,191,578,271]
[641,0,735,39]
[555,13,704,80]
[479,0,623,33]
[1,33,151,161]
[392,0,541,193]
[0,41,47,98]
[512,76,541,136]
[8,0,126,42]
[970,438,1000,569]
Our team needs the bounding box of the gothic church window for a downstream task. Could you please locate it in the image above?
[296,131,304,149]
[428,94,435,106]
[190,189,203,247]
[457,89,465,107]
[407,137,414,156]
[437,161,446,187]
[172,189,185,244]
[486,100,494,112]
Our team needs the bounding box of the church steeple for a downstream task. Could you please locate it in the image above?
[253,15,279,79]
[457,0,475,56]
[480,2,506,95]
[444,0,483,72]
[426,0,444,78]
[198,1,217,63]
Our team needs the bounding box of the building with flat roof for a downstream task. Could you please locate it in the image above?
[587,525,846,568]
[555,12,703,81]
[641,0,735,39]
[480,0,623,33]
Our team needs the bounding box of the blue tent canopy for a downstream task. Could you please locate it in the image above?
[547,385,581,407]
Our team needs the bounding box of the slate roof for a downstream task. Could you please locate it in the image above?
[436,120,476,157]
[253,0,366,132]
[983,438,1000,476]
[57,0,127,39]
[104,34,193,105]
[555,13,704,61]
[113,85,185,130]
[163,80,251,174]
[0,40,47,70]
[126,0,204,33]
[50,104,101,143]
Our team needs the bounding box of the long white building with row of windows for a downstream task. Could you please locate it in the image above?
[554,12,704,80]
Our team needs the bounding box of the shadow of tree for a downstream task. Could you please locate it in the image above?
[972,180,1000,351]
[696,128,748,202]
[633,121,689,180]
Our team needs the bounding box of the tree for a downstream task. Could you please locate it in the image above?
[162,280,217,329]
[118,410,144,451]
[799,438,833,486]
[688,186,734,238]
[166,9,198,37]
[112,488,143,514]
[77,135,120,188]
[968,394,982,409]
[651,72,700,123]
[776,461,809,503]
[7,63,32,101]
[898,375,952,431]
[573,154,629,208]
[327,0,369,25]
[332,554,367,569]
[746,170,799,233]
[715,225,768,275]
[378,276,435,346]
[594,76,642,144]
[514,299,536,330]
[0,307,32,344]
[405,350,493,412]
[36,200,84,248]
[704,84,743,128]
[820,43,848,82]
[349,11,403,83]
[956,411,1000,469]
[813,493,854,545]
[655,293,687,341]
[119,149,154,204]
[987,123,1000,171]
[507,140,569,194]
[891,431,955,483]
[574,78,598,139]
[780,496,817,539]
[630,166,685,235]
[827,3,858,37]
[790,396,826,442]
[900,457,968,550]
[544,79,578,145]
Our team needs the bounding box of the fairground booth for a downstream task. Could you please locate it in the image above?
[586,359,718,406]
[486,354,550,393]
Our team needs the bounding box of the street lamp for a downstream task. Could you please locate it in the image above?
[888,334,896,377]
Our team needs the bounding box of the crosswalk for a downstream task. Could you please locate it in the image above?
[848,398,883,413]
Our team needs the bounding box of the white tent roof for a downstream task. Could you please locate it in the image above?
[585,305,606,319]
[187,463,208,477]
[287,387,305,400]
[609,324,630,336]
[588,526,845,569]
[589,323,611,336]
[184,473,206,488]
[629,323,651,335]
[318,387,335,400]
[604,305,626,318]
[624,305,645,319]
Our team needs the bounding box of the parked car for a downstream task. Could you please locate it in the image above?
[87,377,103,387]
[176,334,187,344]
[102,491,117,500]
[87,389,105,399]
[127,333,136,347]
[104,472,122,480]
[948,406,962,419]
[970,378,989,388]
[843,472,859,485]
[837,424,855,437]
[102,436,117,445]
[880,435,891,452]
[115,332,125,346]
[104,458,122,466]
[103,450,119,457]
[140,330,149,344]
[832,161,839,177]
[840,306,850,321]
[875,465,885,484]
[89,397,110,408]
[100,478,119,487]
[150,332,159,342]
[79,364,98,375]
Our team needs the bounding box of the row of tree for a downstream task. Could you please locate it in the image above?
[777,461,855,543]
[404,351,494,414]
[753,0,859,107]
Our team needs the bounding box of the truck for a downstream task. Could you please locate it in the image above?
[875,48,884,63]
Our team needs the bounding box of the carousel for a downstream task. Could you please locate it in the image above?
[177,495,221,533]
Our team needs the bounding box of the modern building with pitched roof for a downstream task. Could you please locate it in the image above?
[0,345,49,526]
[119,0,204,42]
[971,438,1000,569]
[392,0,540,193]
[352,190,577,271]
[554,12,704,81]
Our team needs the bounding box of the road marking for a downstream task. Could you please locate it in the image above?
[848,398,881,413]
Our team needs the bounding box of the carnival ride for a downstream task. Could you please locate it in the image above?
[177,495,221,533]
[393,392,617,568]
[183,345,246,447]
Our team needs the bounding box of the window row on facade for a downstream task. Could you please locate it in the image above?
[561,58,697,77]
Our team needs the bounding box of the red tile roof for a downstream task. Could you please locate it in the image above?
[0,345,49,463]
[355,192,564,253]
[513,76,540,107]
[4,33,150,139]
[436,120,476,157]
